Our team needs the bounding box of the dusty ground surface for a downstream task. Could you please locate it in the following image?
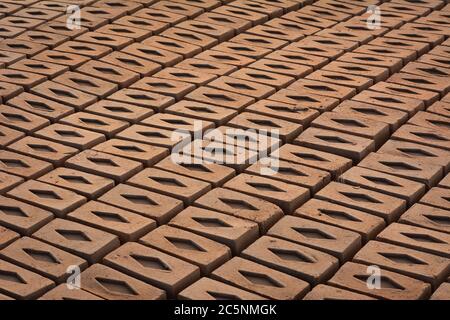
[0,0,449,300]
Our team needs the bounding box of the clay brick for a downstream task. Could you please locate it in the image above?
[33,218,119,264]
[14,7,62,20]
[419,187,450,212]
[315,28,372,46]
[30,81,97,109]
[268,89,339,113]
[1,81,32,103]
[176,20,233,41]
[154,67,216,86]
[195,50,255,67]
[35,21,88,39]
[211,257,309,299]
[294,127,375,162]
[0,172,22,195]
[38,168,114,200]
[165,100,237,126]
[0,51,24,68]
[68,201,156,242]
[7,136,77,166]
[392,0,444,9]
[39,284,102,300]
[230,33,287,50]
[185,86,254,110]
[123,43,182,67]
[388,74,449,97]
[212,5,268,25]
[0,150,52,179]
[439,173,450,189]
[169,206,258,254]
[0,227,19,250]
[333,100,407,132]
[178,277,265,300]
[242,235,338,284]
[323,61,389,82]
[337,52,403,74]
[76,7,125,24]
[96,24,151,41]
[0,104,49,133]
[336,21,388,38]
[130,77,196,100]
[380,2,430,16]
[94,0,143,13]
[246,24,304,42]
[265,18,319,36]
[54,71,119,99]
[77,60,140,88]
[295,199,385,243]
[315,0,365,14]
[195,12,252,33]
[0,2,21,15]
[66,150,142,183]
[141,113,214,134]
[229,0,283,18]
[328,262,431,300]
[208,76,277,100]
[104,242,200,297]
[194,187,283,233]
[248,58,312,79]
[311,111,389,147]
[9,59,68,79]
[31,1,69,12]
[353,240,450,289]
[59,112,128,138]
[35,124,105,150]
[274,144,352,178]
[116,124,183,149]
[431,283,450,300]
[370,37,430,57]
[228,112,301,142]
[230,68,294,89]
[100,51,160,78]
[376,223,450,258]
[283,11,336,29]
[268,215,361,261]
[0,237,87,283]
[0,40,45,58]
[85,100,154,124]
[0,69,46,90]
[152,0,203,17]
[172,0,221,10]
[8,180,86,217]
[392,124,450,151]
[98,184,183,224]
[408,111,450,132]
[79,264,165,300]
[161,27,218,50]
[0,125,23,148]
[428,101,450,119]
[307,70,372,92]
[352,90,424,116]
[428,46,450,58]
[0,16,44,30]
[175,58,237,76]
[385,28,443,47]
[92,139,168,166]
[315,182,407,223]
[288,79,356,101]
[0,196,53,236]
[224,173,309,214]
[140,225,230,275]
[303,284,375,300]
[339,166,426,206]
[16,30,68,49]
[299,5,350,21]
[108,88,175,111]
[0,259,54,300]
[350,10,415,29]
[355,44,417,65]
[212,42,272,60]
[142,35,202,58]
[154,156,235,187]
[54,41,112,59]
[134,8,186,26]
[33,50,89,70]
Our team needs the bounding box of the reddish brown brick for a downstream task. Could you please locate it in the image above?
[151,0,204,18]
[131,77,196,100]
[248,58,312,79]
[36,22,88,39]
[33,50,89,70]
[408,112,450,133]
[0,39,46,57]
[315,28,372,46]
[153,67,217,86]
[213,5,268,25]
[428,101,450,119]
[185,87,255,110]
[60,112,128,138]
[0,125,23,148]
[85,100,154,124]
[175,58,237,76]
[303,284,375,300]
[0,69,46,90]
[299,5,351,21]
[0,150,52,179]
[439,173,450,189]
[0,104,49,133]
[9,59,68,79]
[96,24,152,41]
[176,20,233,41]
[419,187,450,212]
[54,41,112,59]
[134,8,186,26]
[162,27,217,49]
[123,42,182,67]
[0,227,19,250]
[431,283,450,300]
[0,172,22,195]
[116,124,183,149]
[100,51,161,77]
[195,11,251,32]
[268,89,340,112]
[288,79,356,101]
[323,61,389,82]
[108,88,175,111]
[354,44,417,64]
[0,51,25,68]
[16,31,68,48]
[142,35,202,58]
[38,284,102,300]
[392,124,450,151]
[53,71,118,99]
[195,49,255,67]
[266,50,328,70]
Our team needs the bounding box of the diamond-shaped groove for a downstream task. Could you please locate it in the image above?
[354,274,404,290]
[150,176,185,187]
[29,189,61,200]
[60,175,91,184]
[27,100,54,112]
[269,248,315,263]
[340,192,382,204]
[318,209,361,222]
[179,163,212,172]
[131,255,171,271]
[0,158,29,168]
[56,229,91,242]
[379,252,427,265]
[28,144,56,153]
[55,130,82,138]
[2,113,30,122]
[424,215,450,226]
[92,211,128,223]
[193,217,231,228]
[239,270,283,288]
[114,145,144,152]
[122,194,157,206]
[165,236,206,252]
[362,175,401,187]
[0,205,28,217]
[206,291,242,300]
[293,227,335,240]
[23,248,60,264]
[0,270,26,284]
[219,198,258,211]
[88,157,119,167]
[247,182,284,193]
[96,277,138,296]
[401,232,446,244]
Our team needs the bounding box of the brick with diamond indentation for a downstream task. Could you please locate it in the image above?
[419,187,450,212]
[431,283,450,300]
[0,104,49,133]
[0,237,87,283]
[337,52,403,74]
[0,150,52,179]
[0,172,22,195]
[38,284,103,300]
[315,28,372,46]
[0,196,53,236]
[388,74,449,97]
[151,0,204,18]
[323,61,388,82]
[100,52,161,77]
[288,79,356,101]
[9,59,68,79]
[0,51,25,68]
[185,86,254,110]
[370,37,430,57]
[130,77,196,100]
[208,76,276,99]
[306,70,372,92]
[33,50,89,70]
[141,112,214,134]
[33,218,119,264]
[76,60,139,88]
[195,12,251,33]
[212,5,268,25]
[339,166,426,206]
[140,225,231,275]
[35,21,88,39]
[377,223,450,258]
[161,27,218,50]
[211,42,272,60]
[128,168,210,205]
[176,20,233,41]
[328,262,431,300]
[108,88,175,111]
[155,156,235,187]
[0,125,23,148]
[230,68,294,89]
[134,8,186,26]
[299,5,350,22]
[103,242,200,297]
[68,201,156,243]
[0,227,18,250]
[16,30,67,49]
[316,182,407,223]
[0,259,54,300]
[408,112,450,133]
[0,25,25,40]
[38,168,114,200]
[153,67,216,87]
[241,235,338,285]
[385,28,443,47]
[175,58,237,76]
[8,180,86,217]
[79,264,166,300]
[248,58,312,79]
[392,124,450,152]
[211,257,309,299]
[371,81,439,107]
[246,24,304,42]
[7,136,77,166]
[418,54,450,70]
[53,71,117,99]
[116,124,184,149]
[439,174,450,189]
[0,69,46,90]
[194,187,283,234]
[99,184,183,224]
[142,35,202,58]
[0,39,46,57]
[35,124,105,150]
[283,38,345,59]
[294,127,375,162]
[303,284,375,300]
[195,50,255,67]
[354,44,417,64]
[31,81,97,109]
[169,206,258,255]
[268,89,339,112]
[230,32,287,50]
[122,43,181,67]
[85,100,153,124]
[428,101,450,119]
[54,41,112,59]
[60,112,128,138]
[353,240,450,289]
[178,277,265,300]
[95,24,151,41]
